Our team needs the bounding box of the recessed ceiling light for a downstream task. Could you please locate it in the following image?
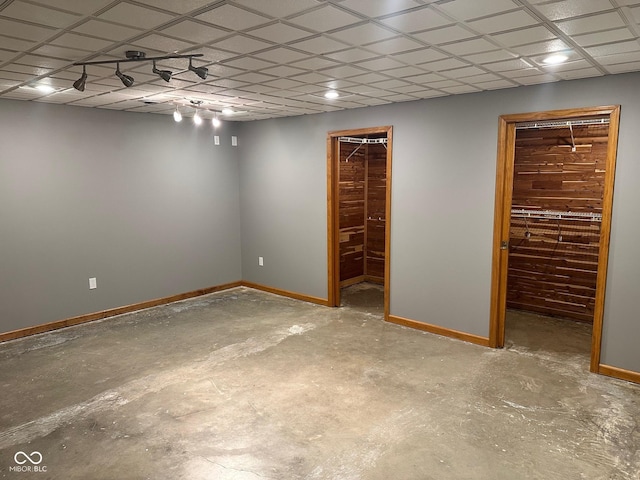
[324,90,339,99]
[35,84,55,93]
[222,108,234,115]
[542,53,569,65]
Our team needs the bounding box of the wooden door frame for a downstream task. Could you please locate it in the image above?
[327,126,393,319]
[489,105,621,373]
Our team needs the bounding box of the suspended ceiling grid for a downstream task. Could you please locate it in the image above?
[0,0,639,121]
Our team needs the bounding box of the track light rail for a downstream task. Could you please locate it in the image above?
[73,53,203,67]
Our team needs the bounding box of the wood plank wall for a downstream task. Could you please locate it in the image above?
[339,141,387,284]
[507,123,609,323]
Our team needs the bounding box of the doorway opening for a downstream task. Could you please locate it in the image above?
[490,106,620,373]
[327,126,393,318]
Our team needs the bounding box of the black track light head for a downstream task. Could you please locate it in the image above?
[152,60,172,82]
[188,58,208,80]
[115,63,134,88]
[73,65,87,92]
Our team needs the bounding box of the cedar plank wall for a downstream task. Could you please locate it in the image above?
[339,141,387,284]
[339,145,366,282]
[365,143,387,280]
[507,123,609,323]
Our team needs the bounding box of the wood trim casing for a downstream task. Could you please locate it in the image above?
[0,281,243,343]
[598,364,640,384]
[326,125,393,314]
[388,315,491,347]
[489,105,624,377]
[240,281,330,306]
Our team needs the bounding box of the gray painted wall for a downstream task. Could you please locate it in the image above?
[0,100,242,332]
[239,72,640,373]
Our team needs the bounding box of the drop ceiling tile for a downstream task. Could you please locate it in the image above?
[389,83,433,94]
[533,0,615,21]
[441,84,481,94]
[208,35,273,54]
[290,36,350,55]
[369,78,411,89]
[500,68,545,79]
[27,0,115,14]
[422,57,471,71]
[320,64,366,78]
[289,56,340,70]
[587,40,640,57]
[247,22,313,43]
[223,56,275,70]
[477,58,533,72]
[131,34,196,54]
[288,5,363,31]
[363,36,425,55]
[346,72,388,83]
[403,72,447,84]
[436,0,520,21]
[491,26,557,47]
[98,3,174,29]
[631,6,640,23]
[468,10,539,34]
[29,44,87,61]
[126,0,210,14]
[380,6,452,32]
[15,54,69,69]
[412,25,477,45]
[255,47,309,63]
[159,20,229,44]
[355,57,406,71]
[382,65,427,77]
[458,72,502,83]
[281,71,332,84]
[513,39,570,56]
[196,4,271,31]
[0,36,37,51]
[0,49,18,62]
[259,65,307,77]
[391,48,447,64]
[572,28,635,47]
[0,19,55,41]
[343,0,423,18]
[231,0,320,18]
[439,38,498,56]
[50,33,114,52]
[441,66,486,78]
[555,67,603,80]
[515,73,560,85]
[593,50,640,65]
[463,50,518,64]
[475,79,518,90]
[605,61,640,73]
[329,23,397,45]
[0,70,38,81]
[72,20,143,41]
[0,2,81,29]
[556,12,626,35]
[261,78,304,90]
[325,48,380,62]
[426,79,463,89]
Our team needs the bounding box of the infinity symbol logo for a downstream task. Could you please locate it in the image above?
[14,451,43,465]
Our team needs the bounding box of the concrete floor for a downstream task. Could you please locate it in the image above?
[1,284,639,479]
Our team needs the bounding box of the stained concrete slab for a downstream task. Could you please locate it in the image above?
[0,286,639,479]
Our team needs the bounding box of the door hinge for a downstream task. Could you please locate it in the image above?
[500,241,509,250]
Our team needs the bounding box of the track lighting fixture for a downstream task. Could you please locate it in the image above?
[173,106,182,122]
[193,110,202,125]
[72,51,207,91]
[152,60,172,82]
[188,58,208,80]
[115,63,134,88]
[73,65,87,92]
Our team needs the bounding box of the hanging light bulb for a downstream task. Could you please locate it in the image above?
[173,106,182,122]
[193,109,202,125]
[212,113,221,128]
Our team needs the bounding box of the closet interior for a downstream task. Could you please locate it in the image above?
[338,135,388,289]
[507,117,610,324]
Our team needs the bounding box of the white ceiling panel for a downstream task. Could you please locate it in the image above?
[0,0,638,120]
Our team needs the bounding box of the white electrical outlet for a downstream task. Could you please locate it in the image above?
[258,256,264,266]
[214,135,220,145]
[231,136,238,146]
[89,277,97,289]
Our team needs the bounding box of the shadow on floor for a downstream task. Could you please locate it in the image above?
[340,282,384,315]
[505,309,592,363]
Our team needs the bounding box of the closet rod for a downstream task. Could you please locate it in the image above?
[511,208,602,222]
[339,136,387,144]
[515,118,609,130]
